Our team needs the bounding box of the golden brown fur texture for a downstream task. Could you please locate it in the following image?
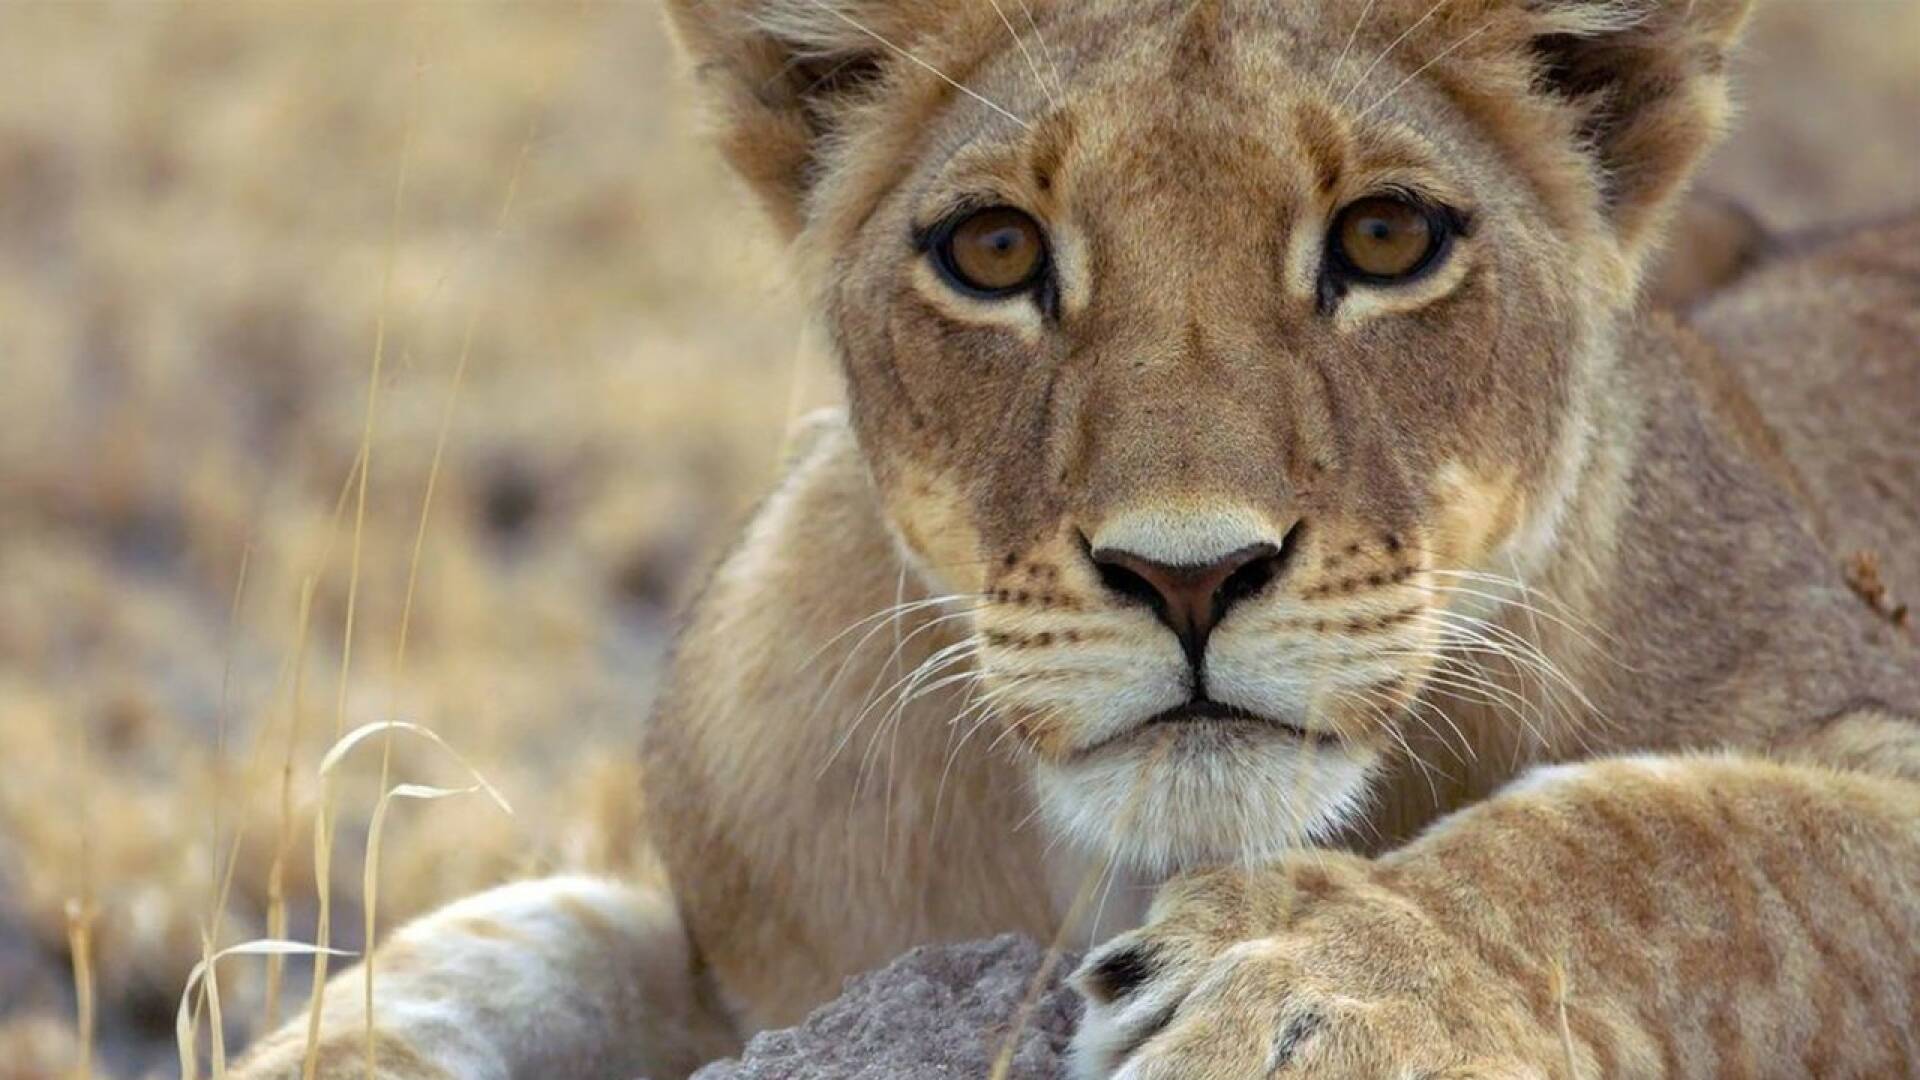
[235,1,1919,1076]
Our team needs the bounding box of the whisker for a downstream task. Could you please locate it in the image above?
[795,595,980,735]
[1333,684,1446,801]
[888,565,911,684]
[853,635,980,765]
[818,615,977,776]
[1406,612,1598,761]
[1409,659,1555,760]
[1404,558,1622,645]
[865,662,985,785]
[798,592,978,675]
[1339,0,1457,107]
[933,686,1010,826]
[810,2,1033,128]
[1354,22,1489,121]
[1416,576,1621,661]
[1408,620,1579,730]
[851,642,984,857]
[1415,608,1602,718]
[982,0,1058,110]
[1328,0,1382,88]
[1011,0,1067,100]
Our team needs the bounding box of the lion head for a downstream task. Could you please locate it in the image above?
[668,0,1749,874]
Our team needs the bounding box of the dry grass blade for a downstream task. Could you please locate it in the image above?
[354,93,537,1078]
[360,783,498,1076]
[265,576,319,1028]
[317,720,514,816]
[65,899,97,1080]
[178,941,357,1080]
[298,788,339,1080]
[67,685,97,1080]
[1549,956,1580,1077]
[302,38,423,1079]
[986,730,1174,1080]
[211,544,252,907]
[312,718,512,1078]
[190,541,255,1061]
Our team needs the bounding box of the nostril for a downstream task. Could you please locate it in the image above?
[1083,520,1306,666]
[1095,558,1167,614]
[1214,551,1277,612]
[1216,519,1305,611]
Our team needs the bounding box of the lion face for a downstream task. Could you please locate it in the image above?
[670,0,1745,873]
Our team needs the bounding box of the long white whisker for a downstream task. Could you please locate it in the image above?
[1329,0,1382,87]
[812,3,1032,128]
[1408,612,1595,758]
[934,686,1010,826]
[1339,0,1455,107]
[818,614,977,776]
[799,592,975,676]
[852,635,980,773]
[983,0,1058,110]
[796,595,979,736]
[1011,0,1067,99]
[1416,578,1618,661]
[1409,618,1579,728]
[1355,23,1489,121]
[1332,684,1447,799]
[1406,659,1555,759]
[1415,608,1602,717]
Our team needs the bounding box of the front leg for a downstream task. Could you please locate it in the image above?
[1073,751,1920,1078]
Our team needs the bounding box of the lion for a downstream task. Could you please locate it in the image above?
[235,0,1920,1076]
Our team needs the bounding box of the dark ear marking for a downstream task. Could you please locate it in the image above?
[1083,943,1161,1004]
[1517,0,1753,253]
[789,51,887,111]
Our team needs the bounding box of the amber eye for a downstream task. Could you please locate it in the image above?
[935,206,1048,297]
[1329,195,1443,281]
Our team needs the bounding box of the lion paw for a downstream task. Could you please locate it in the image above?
[1068,858,1555,1079]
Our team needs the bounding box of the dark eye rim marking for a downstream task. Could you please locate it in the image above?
[1317,189,1473,312]
[913,201,1057,312]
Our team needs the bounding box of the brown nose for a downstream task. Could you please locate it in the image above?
[1089,539,1289,668]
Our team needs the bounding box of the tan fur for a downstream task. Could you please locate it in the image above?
[237,1,1918,1076]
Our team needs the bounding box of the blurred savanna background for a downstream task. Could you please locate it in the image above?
[0,1,1915,1077]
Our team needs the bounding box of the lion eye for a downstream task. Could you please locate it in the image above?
[936,206,1048,296]
[1330,195,1441,281]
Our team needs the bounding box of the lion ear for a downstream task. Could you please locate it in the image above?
[1520,0,1754,260]
[664,0,919,237]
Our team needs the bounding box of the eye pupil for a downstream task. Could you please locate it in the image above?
[1331,195,1442,282]
[938,207,1047,296]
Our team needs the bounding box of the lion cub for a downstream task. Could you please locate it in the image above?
[238,1,1919,1077]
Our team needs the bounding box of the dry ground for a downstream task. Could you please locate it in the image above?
[0,2,1914,1077]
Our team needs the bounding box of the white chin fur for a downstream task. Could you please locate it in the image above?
[1032,729,1377,878]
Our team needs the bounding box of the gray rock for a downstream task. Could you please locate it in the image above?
[693,935,1082,1080]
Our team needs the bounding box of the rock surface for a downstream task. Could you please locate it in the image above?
[692,935,1082,1080]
